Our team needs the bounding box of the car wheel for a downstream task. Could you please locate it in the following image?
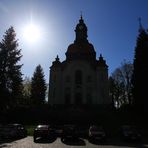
[33,136,37,142]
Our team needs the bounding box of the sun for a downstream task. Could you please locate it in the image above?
[23,23,41,43]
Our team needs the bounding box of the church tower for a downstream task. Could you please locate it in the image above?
[48,16,111,106]
[66,15,96,61]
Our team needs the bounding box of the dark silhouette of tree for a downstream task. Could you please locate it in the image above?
[31,65,47,105]
[132,25,148,111]
[109,77,117,108]
[109,60,133,108]
[0,26,23,111]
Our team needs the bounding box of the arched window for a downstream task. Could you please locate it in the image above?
[75,70,82,85]
[75,92,82,105]
[53,88,55,98]
[65,87,71,104]
[65,93,71,104]
[65,75,70,83]
[86,87,92,104]
[86,93,92,104]
[87,75,92,83]
[53,75,56,82]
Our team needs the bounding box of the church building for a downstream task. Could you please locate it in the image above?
[48,16,111,106]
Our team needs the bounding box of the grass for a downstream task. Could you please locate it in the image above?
[25,125,37,136]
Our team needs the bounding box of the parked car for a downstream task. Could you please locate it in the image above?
[120,125,141,141]
[53,124,63,137]
[61,124,77,141]
[77,125,89,138]
[0,125,11,139]
[0,124,27,139]
[88,125,106,141]
[12,124,27,138]
[33,125,54,142]
[0,124,4,140]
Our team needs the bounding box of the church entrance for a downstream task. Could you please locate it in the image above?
[65,93,71,104]
[75,92,82,105]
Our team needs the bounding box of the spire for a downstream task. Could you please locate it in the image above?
[52,55,61,67]
[80,11,83,17]
[55,55,59,61]
[138,17,144,32]
[74,14,88,43]
[97,54,108,67]
[79,11,84,23]
[99,54,103,61]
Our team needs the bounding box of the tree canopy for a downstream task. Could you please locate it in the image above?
[132,27,148,111]
[31,65,47,105]
[0,26,23,110]
[109,60,133,108]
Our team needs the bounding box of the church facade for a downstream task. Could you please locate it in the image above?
[48,16,111,105]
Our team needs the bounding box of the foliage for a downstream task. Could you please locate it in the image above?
[109,60,133,108]
[132,28,148,110]
[0,26,23,111]
[22,76,31,105]
[26,125,37,136]
[31,65,47,105]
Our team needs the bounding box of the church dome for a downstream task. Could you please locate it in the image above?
[67,42,95,53]
[66,42,96,61]
[65,16,96,61]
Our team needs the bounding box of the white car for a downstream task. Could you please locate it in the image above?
[89,125,106,141]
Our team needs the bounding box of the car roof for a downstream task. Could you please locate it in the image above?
[6,124,23,127]
[90,125,103,128]
[37,125,49,128]
[8,124,22,126]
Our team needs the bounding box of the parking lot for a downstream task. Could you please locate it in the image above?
[0,136,148,148]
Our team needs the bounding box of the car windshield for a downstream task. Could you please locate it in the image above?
[90,126,103,131]
[37,125,49,129]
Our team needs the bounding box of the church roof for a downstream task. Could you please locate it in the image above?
[51,55,61,68]
[67,42,95,54]
[51,16,108,69]
[97,54,108,67]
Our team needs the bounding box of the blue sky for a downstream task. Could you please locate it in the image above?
[0,0,148,82]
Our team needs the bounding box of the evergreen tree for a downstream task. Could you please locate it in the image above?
[31,65,47,105]
[132,25,148,111]
[0,26,23,110]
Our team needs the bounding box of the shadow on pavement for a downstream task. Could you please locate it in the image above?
[88,138,106,145]
[0,144,7,148]
[0,137,23,145]
[34,136,57,144]
[88,136,148,148]
[0,140,17,148]
[61,137,86,146]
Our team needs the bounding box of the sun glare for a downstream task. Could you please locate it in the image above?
[23,24,41,43]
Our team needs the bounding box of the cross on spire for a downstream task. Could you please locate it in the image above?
[80,11,83,19]
[138,17,144,32]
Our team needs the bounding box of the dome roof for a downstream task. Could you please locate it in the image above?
[65,16,96,61]
[65,42,96,61]
[67,42,95,54]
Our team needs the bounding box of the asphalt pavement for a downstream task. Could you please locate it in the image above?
[0,136,148,148]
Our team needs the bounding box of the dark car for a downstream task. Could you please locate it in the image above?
[33,125,54,142]
[61,124,77,141]
[53,124,63,137]
[0,124,4,140]
[0,124,27,139]
[77,125,89,138]
[120,125,141,141]
[11,124,27,138]
[88,125,106,141]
